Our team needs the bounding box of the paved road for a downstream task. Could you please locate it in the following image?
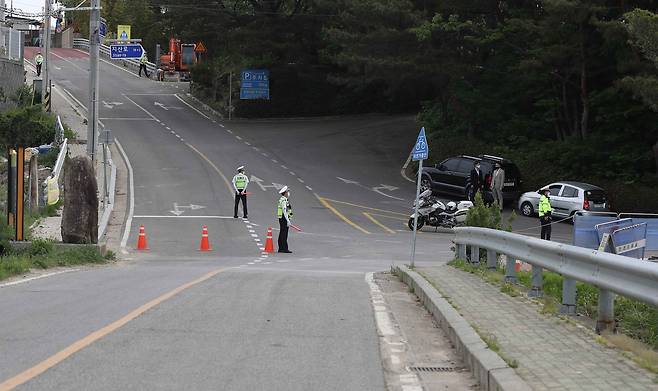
[2,48,573,390]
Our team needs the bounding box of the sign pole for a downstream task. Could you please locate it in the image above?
[87,0,100,168]
[409,127,428,269]
[411,159,423,268]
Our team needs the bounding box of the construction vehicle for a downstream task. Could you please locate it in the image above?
[158,37,196,81]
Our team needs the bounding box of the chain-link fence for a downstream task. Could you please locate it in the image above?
[0,26,23,61]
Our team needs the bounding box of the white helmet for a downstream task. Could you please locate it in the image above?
[447,201,457,210]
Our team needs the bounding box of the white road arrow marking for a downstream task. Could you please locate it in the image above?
[250,175,284,192]
[154,102,182,111]
[170,202,206,215]
[373,184,404,201]
[102,101,124,109]
[337,177,360,185]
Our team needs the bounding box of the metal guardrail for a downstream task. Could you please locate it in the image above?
[73,38,157,74]
[453,227,658,333]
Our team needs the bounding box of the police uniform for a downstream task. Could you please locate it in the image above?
[277,186,292,253]
[35,53,44,76]
[139,53,150,77]
[232,166,249,218]
[538,192,552,241]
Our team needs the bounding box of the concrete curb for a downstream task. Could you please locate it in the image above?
[181,93,225,120]
[10,241,107,256]
[395,265,529,391]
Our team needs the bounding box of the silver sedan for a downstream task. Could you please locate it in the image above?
[517,181,610,218]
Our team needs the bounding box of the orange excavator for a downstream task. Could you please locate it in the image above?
[159,37,196,81]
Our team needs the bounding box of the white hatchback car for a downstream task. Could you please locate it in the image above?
[517,181,610,218]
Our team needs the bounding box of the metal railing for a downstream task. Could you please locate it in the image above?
[73,38,157,74]
[453,227,658,333]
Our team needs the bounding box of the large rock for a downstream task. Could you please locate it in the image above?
[61,156,98,244]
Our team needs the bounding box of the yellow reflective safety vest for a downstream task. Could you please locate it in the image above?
[35,54,44,65]
[140,54,147,64]
[538,195,552,217]
[277,196,287,218]
[233,173,248,189]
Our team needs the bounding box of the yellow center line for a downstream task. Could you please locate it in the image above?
[362,212,396,234]
[0,268,227,391]
[184,143,234,194]
[320,198,408,216]
[315,196,371,234]
[367,212,408,222]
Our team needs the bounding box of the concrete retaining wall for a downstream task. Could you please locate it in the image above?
[0,58,24,109]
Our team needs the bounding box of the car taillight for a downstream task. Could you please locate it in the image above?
[583,199,590,210]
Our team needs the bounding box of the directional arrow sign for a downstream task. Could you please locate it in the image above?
[154,102,182,111]
[336,177,360,185]
[170,203,206,216]
[412,127,429,161]
[102,101,123,109]
[110,44,144,59]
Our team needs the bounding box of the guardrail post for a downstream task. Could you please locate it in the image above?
[528,265,543,297]
[560,278,577,315]
[504,255,518,283]
[596,289,616,334]
[486,249,497,270]
[469,245,480,265]
[456,243,466,260]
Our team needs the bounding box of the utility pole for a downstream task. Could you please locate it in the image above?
[42,0,51,100]
[87,0,100,167]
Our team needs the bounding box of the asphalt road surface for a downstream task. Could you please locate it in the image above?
[1,48,573,390]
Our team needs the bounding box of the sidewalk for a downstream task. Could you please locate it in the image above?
[416,264,657,390]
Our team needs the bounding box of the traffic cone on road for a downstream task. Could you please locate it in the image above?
[264,227,274,253]
[136,225,149,250]
[199,225,212,251]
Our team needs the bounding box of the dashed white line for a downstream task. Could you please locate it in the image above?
[236,136,243,140]
[166,126,171,130]
[253,147,260,151]
[170,131,175,134]
[305,186,313,191]
[297,178,305,183]
[281,165,288,170]
[289,171,296,176]
[271,159,278,163]
[220,124,225,128]
[245,142,251,146]
[226,129,233,134]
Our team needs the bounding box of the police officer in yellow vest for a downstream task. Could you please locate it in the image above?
[538,188,553,241]
[139,52,150,78]
[277,186,292,253]
[35,52,44,76]
[232,166,249,218]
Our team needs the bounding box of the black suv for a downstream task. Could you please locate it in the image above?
[421,155,522,203]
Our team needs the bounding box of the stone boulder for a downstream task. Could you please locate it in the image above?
[61,156,98,244]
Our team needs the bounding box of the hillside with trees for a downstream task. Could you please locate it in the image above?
[61,0,658,211]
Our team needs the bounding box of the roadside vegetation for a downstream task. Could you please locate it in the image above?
[449,258,658,372]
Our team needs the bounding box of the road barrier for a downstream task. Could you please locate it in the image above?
[73,38,157,76]
[453,227,658,333]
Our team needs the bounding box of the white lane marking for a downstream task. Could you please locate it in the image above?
[254,238,261,242]
[271,159,278,163]
[253,147,260,151]
[123,95,159,121]
[166,127,171,130]
[180,138,185,142]
[297,178,305,183]
[250,234,258,238]
[50,50,86,72]
[289,171,296,176]
[263,262,272,264]
[174,94,211,120]
[220,124,225,128]
[0,269,80,288]
[305,186,313,191]
[281,165,288,170]
[175,135,181,139]
[245,142,251,146]
[226,129,233,134]
[236,136,243,140]
[132,215,235,219]
[170,131,176,134]
[98,117,155,121]
[116,139,135,253]
[248,262,255,265]
[248,230,256,233]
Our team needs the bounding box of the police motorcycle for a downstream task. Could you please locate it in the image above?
[408,189,473,230]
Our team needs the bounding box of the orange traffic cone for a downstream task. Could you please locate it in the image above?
[264,226,274,253]
[199,225,212,251]
[137,225,149,250]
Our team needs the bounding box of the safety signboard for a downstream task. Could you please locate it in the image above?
[412,127,429,161]
[117,24,131,41]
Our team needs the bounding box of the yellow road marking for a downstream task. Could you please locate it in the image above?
[363,212,396,234]
[320,198,408,216]
[184,143,234,195]
[368,212,408,222]
[316,196,371,234]
[0,268,226,391]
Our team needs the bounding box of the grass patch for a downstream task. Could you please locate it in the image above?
[599,333,658,374]
[0,239,107,281]
[500,283,520,297]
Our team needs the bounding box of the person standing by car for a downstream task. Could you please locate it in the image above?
[538,189,552,241]
[491,163,505,211]
[469,162,482,202]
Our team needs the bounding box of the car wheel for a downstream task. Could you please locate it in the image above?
[408,216,425,231]
[420,177,432,193]
[520,202,534,217]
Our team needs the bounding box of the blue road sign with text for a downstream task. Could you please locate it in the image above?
[110,44,143,59]
[412,127,429,161]
[240,69,270,100]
